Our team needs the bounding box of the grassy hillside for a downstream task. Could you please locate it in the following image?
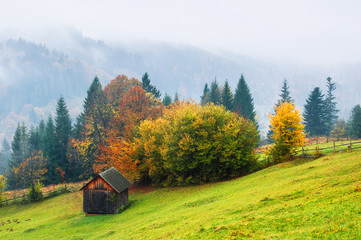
[1,150,361,239]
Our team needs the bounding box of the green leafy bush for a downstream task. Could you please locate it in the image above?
[28,181,43,202]
[135,102,259,186]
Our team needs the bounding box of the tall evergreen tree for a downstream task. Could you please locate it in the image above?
[28,126,41,152]
[0,138,10,175]
[324,77,338,135]
[7,123,29,189]
[38,120,46,150]
[349,104,361,138]
[162,93,172,106]
[221,80,233,111]
[142,72,161,98]
[78,77,112,179]
[200,83,210,106]
[233,74,256,122]
[303,87,327,136]
[277,79,293,106]
[174,92,179,103]
[72,115,84,140]
[209,79,222,105]
[43,116,57,184]
[54,96,72,182]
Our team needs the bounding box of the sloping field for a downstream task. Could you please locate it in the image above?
[1,150,361,239]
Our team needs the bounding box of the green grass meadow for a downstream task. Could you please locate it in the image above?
[1,150,361,239]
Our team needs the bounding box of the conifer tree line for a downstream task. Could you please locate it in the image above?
[200,74,257,125]
[3,73,164,190]
[3,71,361,190]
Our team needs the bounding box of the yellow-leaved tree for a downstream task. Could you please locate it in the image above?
[266,101,306,163]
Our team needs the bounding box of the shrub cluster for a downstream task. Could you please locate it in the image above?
[135,102,259,186]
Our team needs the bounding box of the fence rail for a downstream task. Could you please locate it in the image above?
[297,140,361,156]
[258,139,361,166]
[0,187,69,207]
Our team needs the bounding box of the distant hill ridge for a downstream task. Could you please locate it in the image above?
[1,35,361,140]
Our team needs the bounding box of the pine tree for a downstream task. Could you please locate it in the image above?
[7,123,29,189]
[84,76,103,117]
[54,96,72,182]
[268,79,294,142]
[221,80,233,111]
[142,72,161,98]
[43,116,57,184]
[350,105,361,138]
[72,115,84,140]
[200,83,210,106]
[38,120,46,150]
[0,138,10,175]
[233,74,256,122]
[277,79,293,106]
[77,77,112,179]
[162,93,172,106]
[324,77,338,136]
[28,126,41,152]
[174,92,179,103]
[303,87,327,136]
[209,79,222,105]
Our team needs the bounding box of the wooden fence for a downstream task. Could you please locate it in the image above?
[0,187,69,207]
[297,140,361,157]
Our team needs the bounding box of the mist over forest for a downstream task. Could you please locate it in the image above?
[1,29,361,140]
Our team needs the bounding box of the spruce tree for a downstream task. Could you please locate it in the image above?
[84,76,103,117]
[277,79,293,106]
[174,92,179,103]
[0,138,10,175]
[303,87,327,136]
[233,74,256,122]
[221,80,233,111]
[44,116,57,184]
[324,77,338,136]
[78,77,112,179]
[38,120,46,150]
[350,104,361,138]
[54,96,72,182]
[142,72,161,98]
[7,123,29,189]
[209,79,222,105]
[72,115,84,140]
[200,83,210,106]
[162,93,172,106]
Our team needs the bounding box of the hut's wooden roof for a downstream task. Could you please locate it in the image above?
[81,167,132,193]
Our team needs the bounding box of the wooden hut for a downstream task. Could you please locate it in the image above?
[80,167,132,214]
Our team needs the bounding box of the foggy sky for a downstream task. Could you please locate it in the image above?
[1,0,361,65]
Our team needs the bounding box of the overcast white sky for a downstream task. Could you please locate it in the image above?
[1,0,361,65]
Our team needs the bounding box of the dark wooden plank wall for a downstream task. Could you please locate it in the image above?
[83,176,129,214]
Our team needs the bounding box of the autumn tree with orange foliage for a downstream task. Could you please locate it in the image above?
[266,101,306,163]
[94,85,163,180]
[12,150,47,188]
[104,75,141,108]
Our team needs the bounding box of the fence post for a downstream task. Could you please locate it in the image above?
[302,146,304,157]
[350,139,352,151]
[333,141,335,152]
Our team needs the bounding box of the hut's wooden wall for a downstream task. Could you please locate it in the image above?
[83,177,129,214]
[84,176,113,191]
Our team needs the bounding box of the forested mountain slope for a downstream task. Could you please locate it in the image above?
[1,35,361,140]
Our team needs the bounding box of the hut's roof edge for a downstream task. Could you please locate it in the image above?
[80,167,132,193]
